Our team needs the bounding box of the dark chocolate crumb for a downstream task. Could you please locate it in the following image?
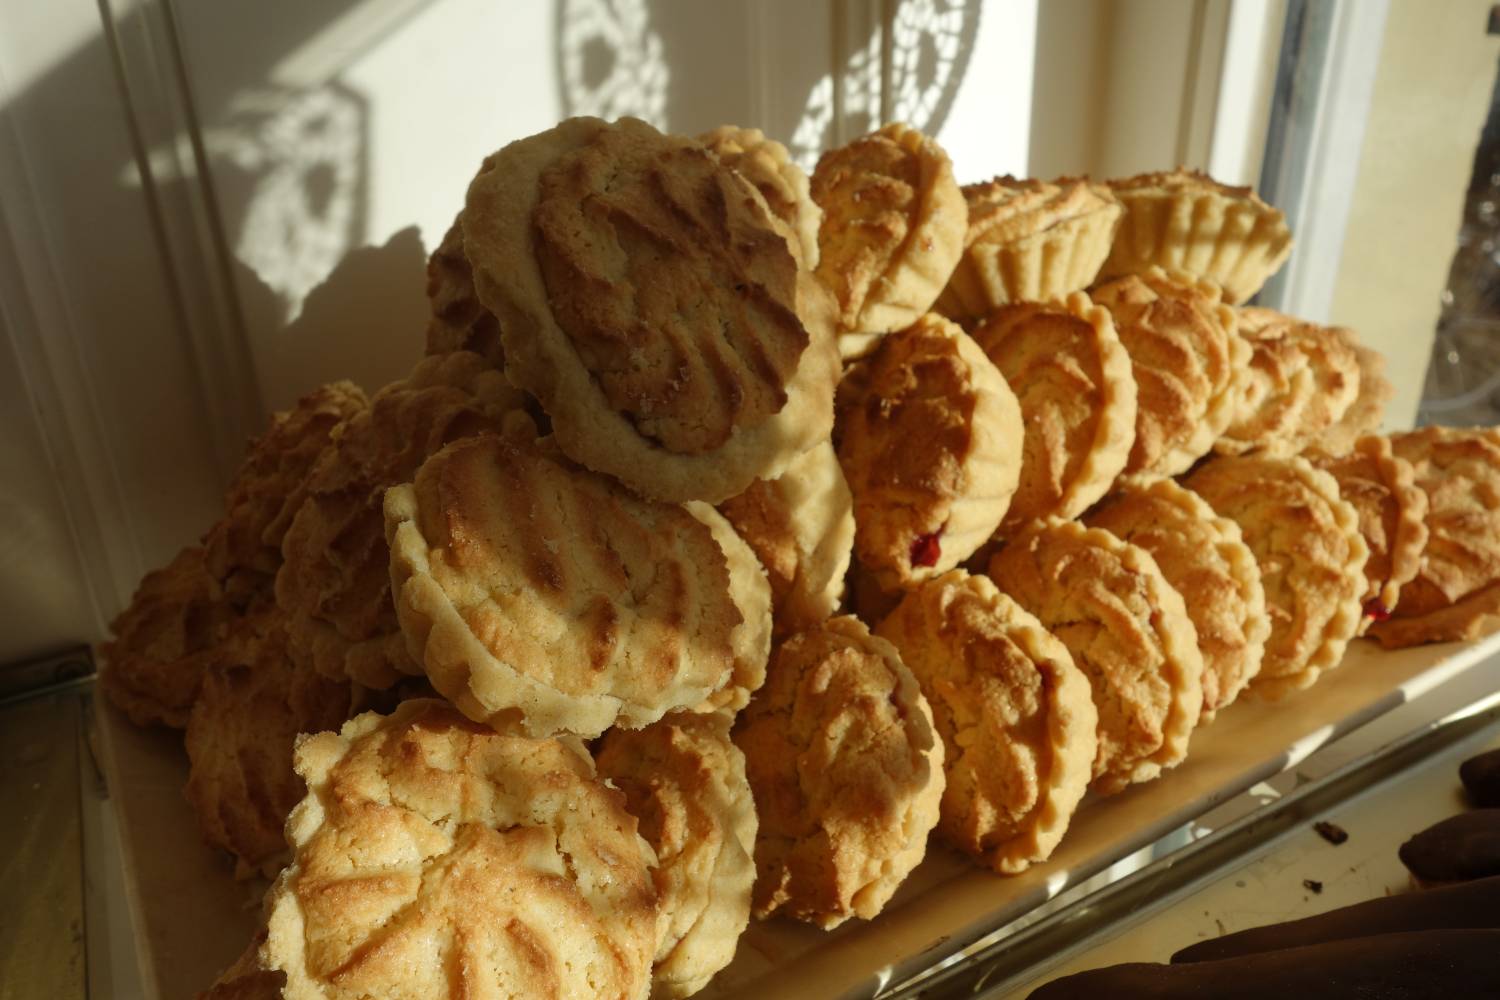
[1302,879,1323,894]
[1314,821,1349,845]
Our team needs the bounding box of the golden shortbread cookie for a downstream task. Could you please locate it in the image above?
[717,440,855,638]
[423,215,505,366]
[836,313,1023,591]
[875,571,1096,873]
[735,615,943,929]
[1184,455,1367,698]
[200,929,283,1000]
[275,352,533,689]
[988,519,1203,794]
[1370,427,1500,648]
[1100,168,1293,303]
[685,502,772,714]
[463,116,840,504]
[203,381,367,603]
[185,612,354,879]
[1091,267,1246,477]
[1216,307,1362,457]
[1321,344,1393,455]
[935,175,1121,319]
[970,291,1137,536]
[699,125,822,270]
[100,545,234,729]
[1310,436,1428,628]
[262,699,659,1000]
[595,712,757,999]
[1085,478,1269,719]
[811,123,966,357]
[385,433,739,738]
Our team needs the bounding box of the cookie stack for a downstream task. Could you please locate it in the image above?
[96,116,1500,1000]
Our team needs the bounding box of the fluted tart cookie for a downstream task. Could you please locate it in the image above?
[685,502,773,714]
[1310,435,1428,628]
[1091,268,1245,478]
[596,712,757,998]
[936,175,1121,319]
[276,352,533,689]
[1184,455,1367,698]
[1370,427,1500,648]
[1100,168,1293,303]
[699,125,822,270]
[736,616,943,929]
[262,699,658,1000]
[988,519,1204,794]
[1086,478,1268,719]
[1321,343,1393,456]
[463,116,840,504]
[423,214,505,366]
[386,433,739,738]
[876,571,1097,873]
[718,440,855,638]
[836,313,1022,591]
[812,123,966,357]
[970,291,1137,536]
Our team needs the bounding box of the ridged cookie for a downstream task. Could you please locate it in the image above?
[1184,455,1367,698]
[385,433,739,738]
[836,313,1023,591]
[699,125,822,270]
[876,571,1097,873]
[685,502,772,714]
[988,519,1203,794]
[262,699,659,1000]
[595,712,757,999]
[464,116,840,504]
[812,123,966,357]
[1085,478,1268,719]
[736,615,943,928]
[970,291,1137,536]
[423,215,505,366]
[1320,344,1393,456]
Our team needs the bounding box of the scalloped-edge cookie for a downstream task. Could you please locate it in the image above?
[875,571,1096,873]
[735,615,943,929]
[1085,478,1268,720]
[1310,435,1428,629]
[464,116,840,505]
[685,502,772,714]
[987,518,1203,794]
[1091,267,1246,478]
[811,123,967,357]
[386,433,738,738]
[700,125,822,270]
[935,175,1121,319]
[1184,455,1367,698]
[970,291,1137,536]
[1100,168,1293,303]
[595,712,757,999]
[717,440,854,638]
[1370,427,1500,648]
[275,351,534,689]
[836,313,1022,591]
[423,214,505,366]
[262,699,659,1000]
[1321,344,1393,456]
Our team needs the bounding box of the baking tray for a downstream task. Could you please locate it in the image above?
[96,632,1500,1000]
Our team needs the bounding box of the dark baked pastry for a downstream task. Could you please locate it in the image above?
[1461,749,1500,808]
[1399,811,1500,883]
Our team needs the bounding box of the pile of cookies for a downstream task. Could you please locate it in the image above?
[98,116,1500,1000]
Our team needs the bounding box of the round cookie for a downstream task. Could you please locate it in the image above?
[699,125,822,270]
[423,215,505,366]
[463,116,841,505]
[875,571,1097,873]
[1309,435,1428,626]
[1085,478,1269,720]
[1183,455,1367,698]
[275,351,533,689]
[100,545,235,729]
[987,518,1204,794]
[1370,427,1500,648]
[935,174,1122,319]
[385,433,739,738]
[685,501,773,714]
[1320,343,1393,456]
[735,615,943,929]
[970,291,1137,536]
[595,712,757,999]
[717,440,855,638]
[184,611,354,878]
[836,313,1023,592]
[811,123,966,357]
[262,699,659,1000]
